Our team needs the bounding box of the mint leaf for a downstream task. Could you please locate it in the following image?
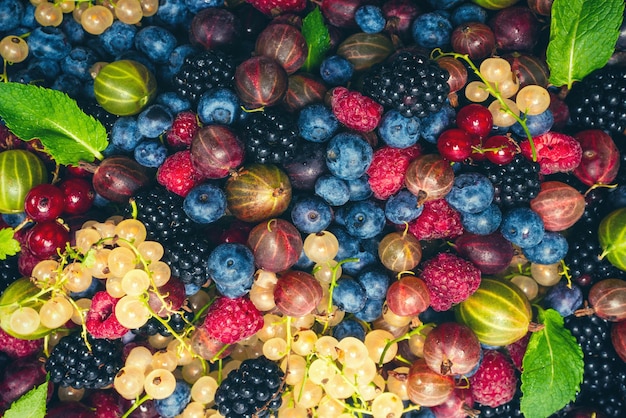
[0,228,20,260]
[4,379,47,418]
[520,308,584,418]
[547,0,624,88]
[301,7,331,72]
[0,83,107,165]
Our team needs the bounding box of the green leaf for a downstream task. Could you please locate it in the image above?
[0,82,107,166]
[4,379,48,418]
[301,7,331,73]
[0,228,20,260]
[547,0,624,88]
[520,308,584,418]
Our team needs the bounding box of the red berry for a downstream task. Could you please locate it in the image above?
[330,87,384,133]
[483,135,519,165]
[437,128,473,162]
[166,111,200,150]
[200,296,263,344]
[24,184,66,222]
[26,220,70,259]
[469,349,518,408]
[85,291,129,340]
[58,177,95,216]
[456,104,494,138]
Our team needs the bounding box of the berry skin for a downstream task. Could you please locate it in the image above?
[201,296,264,345]
[197,87,241,125]
[85,291,129,340]
[421,252,481,311]
[520,131,582,175]
[0,327,43,359]
[245,0,306,16]
[330,87,384,133]
[378,110,421,149]
[469,349,518,408]
[456,103,494,139]
[166,111,200,150]
[24,183,65,222]
[326,132,374,181]
[367,144,422,200]
[157,150,204,197]
[407,198,464,241]
[85,390,125,418]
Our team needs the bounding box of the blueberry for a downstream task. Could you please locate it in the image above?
[543,280,583,317]
[156,91,192,114]
[61,17,87,46]
[207,243,255,292]
[445,172,494,214]
[111,117,144,152]
[70,277,101,300]
[320,55,355,86]
[356,268,390,300]
[333,278,368,313]
[328,225,361,261]
[460,203,502,235]
[134,140,168,168]
[411,12,453,49]
[294,248,315,270]
[60,47,98,81]
[27,59,60,84]
[197,87,241,125]
[163,44,199,84]
[134,26,178,64]
[521,231,568,264]
[156,0,192,27]
[155,380,191,418]
[419,103,456,143]
[137,104,174,139]
[355,5,386,34]
[451,3,488,26]
[500,207,545,248]
[428,0,465,10]
[315,174,350,207]
[347,175,373,201]
[99,21,137,58]
[341,250,378,276]
[28,27,72,61]
[326,132,374,180]
[298,103,339,143]
[19,3,36,30]
[290,195,333,234]
[185,0,226,14]
[385,190,424,225]
[343,200,386,239]
[354,298,384,322]
[511,109,554,138]
[332,318,366,340]
[0,0,24,32]
[183,183,227,224]
[51,74,81,98]
[378,110,421,148]
[2,212,26,228]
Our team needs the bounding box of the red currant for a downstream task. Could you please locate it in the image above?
[437,128,473,162]
[58,177,95,216]
[483,135,519,165]
[24,184,66,222]
[26,220,70,259]
[456,104,493,139]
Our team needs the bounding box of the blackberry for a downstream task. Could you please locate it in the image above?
[77,100,118,134]
[564,228,625,287]
[215,356,285,418]
[128,186,196,241]
[565,314,615,358]
[46,332,123,389]
[477,155,541,209]
[477,386,523,418]
[361,50,450,118]
[161,233,213,287]
[173,49,235,107]
[566,66,626,136]
[132,310,195,337]
[0,255,20,294]
[239,107,300,165]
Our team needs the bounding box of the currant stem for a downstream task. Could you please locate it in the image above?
[121,393,151,418]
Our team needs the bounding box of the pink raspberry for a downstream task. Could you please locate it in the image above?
[246,0,307,16]
[0,327,43,359]
[331,87,384,133]
[166,111,200,150]
[157,149,204,197]
[520,131,582,175]
[367,144,422,200]
[85,291,129,340]
[421,252,481,311]
[407,199,463,241]
[200,296,263,345]
[469,349,518,408]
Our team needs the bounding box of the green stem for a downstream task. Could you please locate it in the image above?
[121,394,151,418]
[321,257,359,334]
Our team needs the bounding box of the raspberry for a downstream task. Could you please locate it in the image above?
[85,291,129,340]
[166,111,200,150]
[469,349,518,408]
[330,87,384,133]
[407,199,463,241]
[157,150,203,197]
[367,144,421,200]
[200,296,263,345]
[520,131,582,175]
[245,0,306,16]
[0,327,43,359]
[421,252,481,311]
